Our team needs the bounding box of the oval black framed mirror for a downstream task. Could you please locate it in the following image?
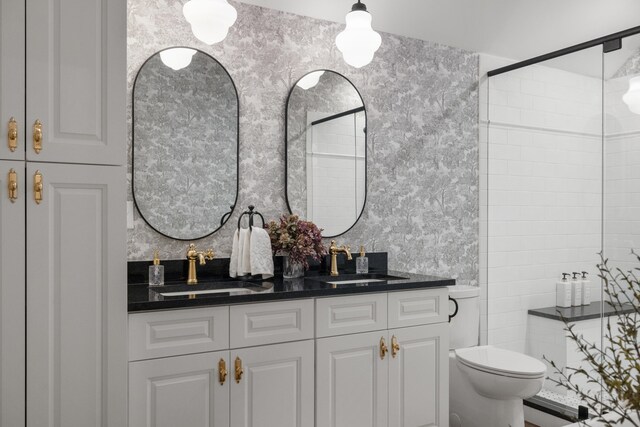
[285,70,367,238]
[132,47,239,240]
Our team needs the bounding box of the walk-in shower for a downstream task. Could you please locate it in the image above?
[481,26,640,422]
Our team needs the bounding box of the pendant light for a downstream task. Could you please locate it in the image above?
[183,0,237,45]
[160,48,197,71]
[335,0,382,68]
[623,76,640,115]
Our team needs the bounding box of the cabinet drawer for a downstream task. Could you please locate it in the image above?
[388,288,448,328]
[230,299,314,348]
[129,306,229,361]
[316,293,387,338]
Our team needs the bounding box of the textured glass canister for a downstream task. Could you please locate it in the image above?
[283,255,304,279]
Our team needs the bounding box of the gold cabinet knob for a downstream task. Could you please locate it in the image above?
[8,117,18,152]
[218,358,228,385]
[33,170,43,204]
[380,337,388,360]
[8,169,18,202]
[391,335,400,358]
[235,357,243,383]
[33,119,42,154]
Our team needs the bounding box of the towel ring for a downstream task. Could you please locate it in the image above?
[238,205,265,231]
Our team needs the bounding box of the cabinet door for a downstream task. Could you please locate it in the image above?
[0,161,25,427]
[0,0,25,160]
[26,163,126,427]
[26,0,125,165]
[388,324,449,427]
[316,331,389,427]
[230,340,314,427]
[129,351,230,427]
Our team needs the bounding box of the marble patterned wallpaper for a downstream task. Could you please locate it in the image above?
[127,0,479,286]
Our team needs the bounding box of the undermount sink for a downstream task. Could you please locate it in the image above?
[149,281,273,299]
[309,273,408,286]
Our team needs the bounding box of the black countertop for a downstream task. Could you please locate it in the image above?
[128,270,455,312]
[528,301,636,322]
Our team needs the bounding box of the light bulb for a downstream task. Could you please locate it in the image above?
[335,3,381,68]
[159,48,197,71]
[296,71,325,90]
[183,0,237,45]
[623,76,640,115]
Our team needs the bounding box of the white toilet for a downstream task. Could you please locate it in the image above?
[448,285,546,427]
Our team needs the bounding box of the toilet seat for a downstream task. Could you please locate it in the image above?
[455,345,546,379]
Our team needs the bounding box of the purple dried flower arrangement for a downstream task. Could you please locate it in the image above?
[266,214,327,269]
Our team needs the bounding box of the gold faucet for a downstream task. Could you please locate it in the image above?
[329,240,352,276]
[186,243,215,284]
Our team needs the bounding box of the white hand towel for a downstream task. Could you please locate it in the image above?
[250,226,274,279]
[239,227,252,275]
[229,229,240,278]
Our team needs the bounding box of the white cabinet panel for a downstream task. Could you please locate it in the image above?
[130,306,230,361]
[316,331,389,427]
[388,288,448,329]
[26,0,125,164]
[316,293,387,337]
[130,351,230,427]
[230,340,314,427]
[26,163,126,427]
[388,324,449,427]
[0,0,25,161]
[0,161,25,427]
[230,299,314,348]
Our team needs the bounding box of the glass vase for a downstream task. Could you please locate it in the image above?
[283,255,304,279]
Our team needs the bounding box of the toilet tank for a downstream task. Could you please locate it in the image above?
[448,285,480,350]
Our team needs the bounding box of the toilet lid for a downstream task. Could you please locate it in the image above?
[455,346,546,379]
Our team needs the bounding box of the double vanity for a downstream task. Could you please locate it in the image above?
[129,42,452,427]
[127,255,453,427]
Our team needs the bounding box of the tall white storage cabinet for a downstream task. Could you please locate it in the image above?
[0,0,126,425]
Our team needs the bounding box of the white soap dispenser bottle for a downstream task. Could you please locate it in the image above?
[571,272,582,306]
[556,273,572,308]
[580,271,591,306]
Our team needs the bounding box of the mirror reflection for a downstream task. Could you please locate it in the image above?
[133,47,238,240]
[286,70,367,237]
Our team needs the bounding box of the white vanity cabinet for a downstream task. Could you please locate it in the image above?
[129,301,316,427]
[128,288,449,427]
[0,0,126,424]
[315,288,449,427]
[130,351,231,427]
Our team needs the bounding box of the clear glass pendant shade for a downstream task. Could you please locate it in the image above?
[336,9,381,68]
[159,48,197,71]
[183,0,237,45]
[623,76,640,115]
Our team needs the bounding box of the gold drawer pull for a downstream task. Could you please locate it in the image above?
[8,117,18,152]
[380,337,388,360]
[33,119,42,154]
[8,169,18,202]
[391,335,400,358]
[33,170,43,204]
[235,357,243,383]
[218,358,227,385]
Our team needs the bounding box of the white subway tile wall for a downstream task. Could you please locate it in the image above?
[605,75,640,275]
[480,54,603,353]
